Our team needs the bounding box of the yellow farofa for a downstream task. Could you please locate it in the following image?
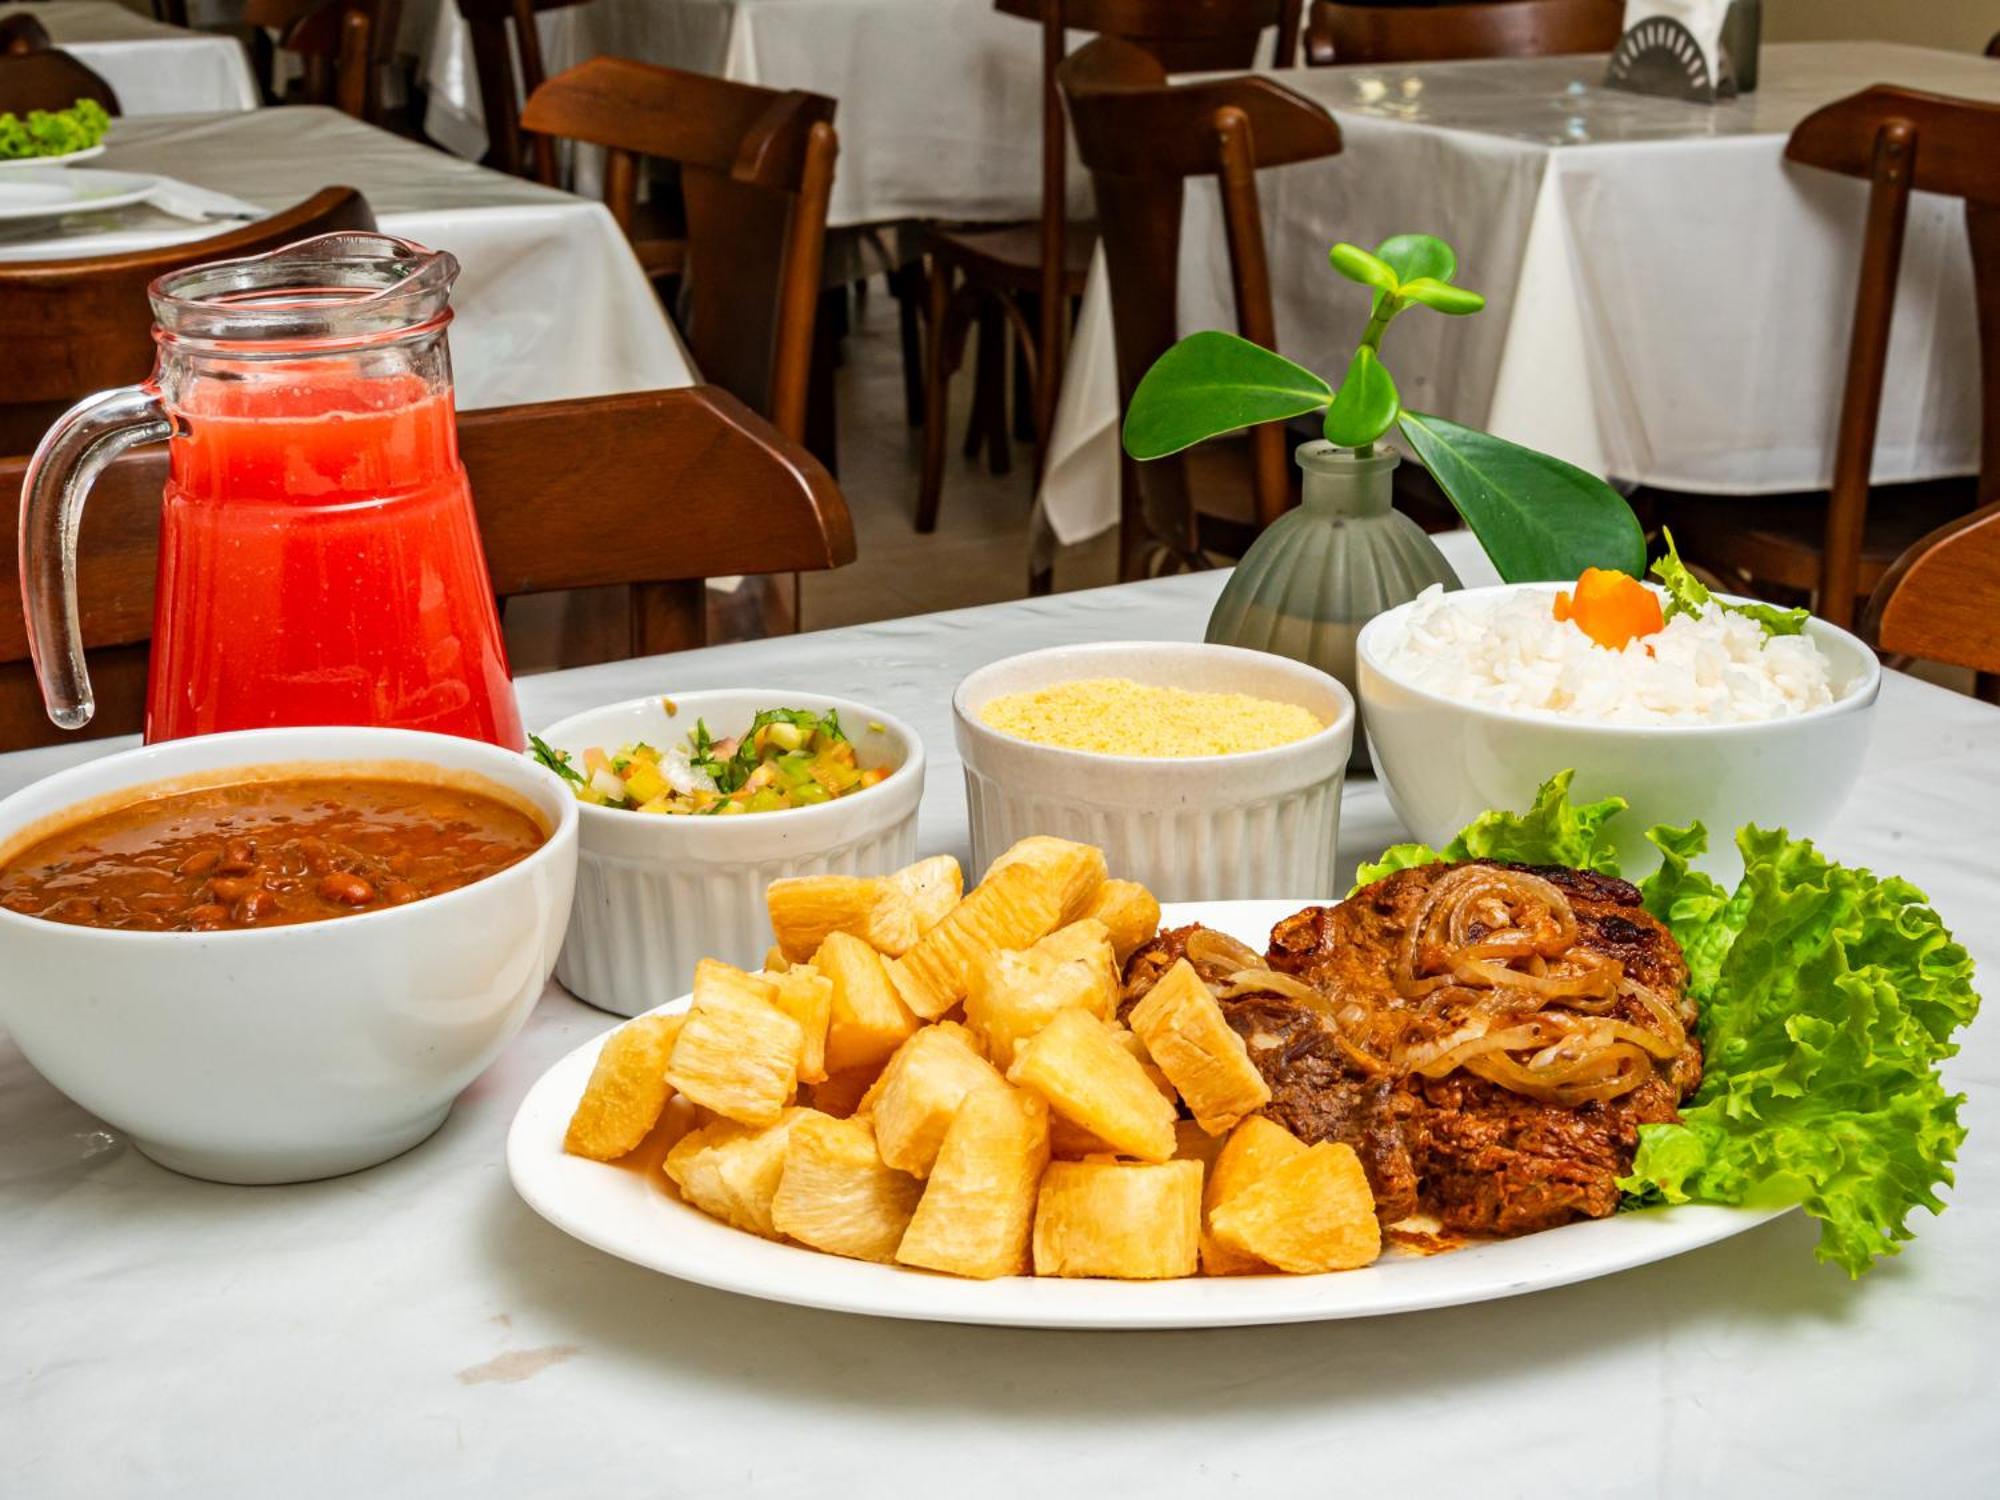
[978,678,1323,757]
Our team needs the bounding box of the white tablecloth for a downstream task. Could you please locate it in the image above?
[3,548,1997,1496]
[421,0,1148,228]
[1039,42,2000,550]
[5,0,259,115]
[0,108,695,411]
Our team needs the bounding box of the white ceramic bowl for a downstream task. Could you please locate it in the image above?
[952,642,1356,901]
[538,692,923,1016]
[1356,584,1882,878]
[0,727,578,1186]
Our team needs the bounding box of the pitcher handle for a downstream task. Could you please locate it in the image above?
[17,385,173,730]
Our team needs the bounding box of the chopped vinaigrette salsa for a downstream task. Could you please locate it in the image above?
[530,708,889,815]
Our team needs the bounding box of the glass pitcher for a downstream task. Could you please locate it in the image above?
[18,232,526,749]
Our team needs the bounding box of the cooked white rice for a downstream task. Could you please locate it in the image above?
[1377,585,1837,725]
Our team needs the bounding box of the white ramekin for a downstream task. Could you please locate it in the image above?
[1356,584,1883,880]
[0,726,579,1185]
[538,691,923,1016]
[952,642,1356,901]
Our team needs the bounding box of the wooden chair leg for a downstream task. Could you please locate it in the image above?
[917,256,956,534]
[889,264,926,427]
[968,299,1011,478]
[1012,295,1038,446]
[806,285,841,476]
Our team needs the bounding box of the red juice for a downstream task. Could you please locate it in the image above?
[147,371,524,748]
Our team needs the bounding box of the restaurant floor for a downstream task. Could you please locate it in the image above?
[502,283,1119,674]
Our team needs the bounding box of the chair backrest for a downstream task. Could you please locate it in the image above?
[0,386,856,749]
[0,32,120,115]
[2,12,53,57]
[1786,85,2000,628]
[244,0,402,122]
[996,0,1298,444]
[1059,35,1341,566]
[455,0,590,179]
[522,56,836,444]
[1304,0,1621,66]
[1863,500,2000,684]
[0,188,377,457]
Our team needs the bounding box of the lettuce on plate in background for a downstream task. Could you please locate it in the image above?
[1356,773,1981,1276]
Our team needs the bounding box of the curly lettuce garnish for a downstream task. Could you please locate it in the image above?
[1353,769,1625,888]
[1622,821,1977,1276]
[0,98,111,160]
[1650,529,1809,637]
[1357,772,1980,1275]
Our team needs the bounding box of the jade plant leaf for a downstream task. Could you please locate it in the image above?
[1122,330,1331,460]
[1398,277,1486,316]
[1324,345,1400,448]
[1397,410,1647,581]
[1329,242,1397,295]
[1375,233,1457,286]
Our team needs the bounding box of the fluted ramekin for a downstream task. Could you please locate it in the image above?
[539,691,923,1016]
[952,642,1355,902]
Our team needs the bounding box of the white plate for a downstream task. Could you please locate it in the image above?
[0,167,157,223]
[0,145,108,170]
[508,899,1787,1329]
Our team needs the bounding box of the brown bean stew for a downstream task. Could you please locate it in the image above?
[0,777,547,932]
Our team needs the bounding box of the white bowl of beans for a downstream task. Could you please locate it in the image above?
[0,726,579,1185]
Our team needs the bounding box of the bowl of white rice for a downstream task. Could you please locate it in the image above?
[1356,583,1880,875]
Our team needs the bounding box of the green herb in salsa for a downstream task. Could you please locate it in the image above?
[536,708,887,815]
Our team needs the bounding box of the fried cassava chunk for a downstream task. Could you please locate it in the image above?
[664,961,804,1126]
[1031,1160,1202,1278]
[564,1012,686,1161]
[665,1108,823,1238]
[1006,1007,1177,1163]
[1207,1141,1381,1273]
[1201,1116,1308,1275]
[863,1021,1009,1178]
[888,859,1073,1020]
[963,918,1118,1069]
[771,1114,923,1263]
[897,1086,1050,1278]
[767,874,916,962]
[1080,879,1162,964]
[813,930,921,1074]
[768,964,834,1084]
[1129,959,1272,1135]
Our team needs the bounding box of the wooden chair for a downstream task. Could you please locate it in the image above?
[455,0,591,179]
[1862,502,2000,701]
[0,22,119,115]
[1303,0,1622,66]
[915,0,1300,535]
[0,387,857,750]
[1656,87,2000,630]
[0,188,377,458]
[244,0,402,124]
[1059,35,1342,578]
[521,56,837,449]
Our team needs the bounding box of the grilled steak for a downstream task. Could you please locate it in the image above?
[1121,861,1702,1237]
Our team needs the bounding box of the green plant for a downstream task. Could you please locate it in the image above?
[1122,233,1645,582]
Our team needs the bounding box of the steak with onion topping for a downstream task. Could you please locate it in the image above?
[1120,861,1702,1237]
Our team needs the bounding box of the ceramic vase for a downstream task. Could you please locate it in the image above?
[1206,441,1461,769]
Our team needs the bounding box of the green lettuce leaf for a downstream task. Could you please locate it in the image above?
[1620,825,1980,1276]
[1650,530,1808,637]
[1353,770,1625,888]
